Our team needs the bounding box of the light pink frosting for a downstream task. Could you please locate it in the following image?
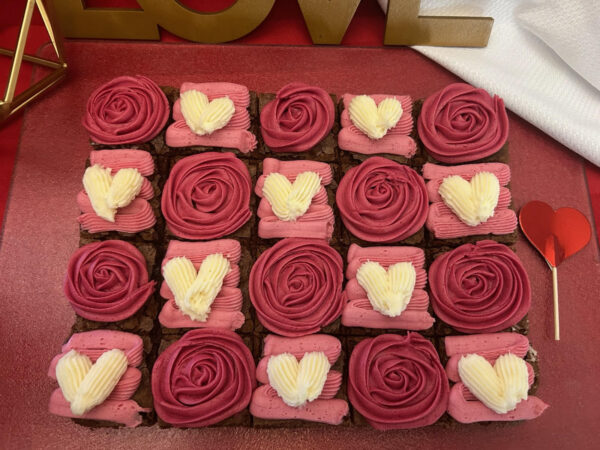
[255,158,334,240]
[444,333,549,423]
[338,94,416,157]
[249,334,349,425]
[48,330,149,427]
[78,150,156,234]
[166,82,257,153]
[158,240,245,330]
[423,162,517,239]
[342,244,434,330]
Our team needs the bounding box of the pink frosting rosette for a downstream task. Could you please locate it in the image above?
[417,83,509,163]
[336,156,428,243]
[64,240,155,322]
[260,82,335,152]
[82,75,169,145]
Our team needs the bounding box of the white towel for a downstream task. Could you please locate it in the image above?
[378,0,600,166]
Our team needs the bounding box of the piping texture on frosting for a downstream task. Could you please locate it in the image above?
[417,82,509,163]
[337,156,428,243]
[161,152,252,240]
[152,328,255,427]
[260,82,334,153]
[348,333,449,430]
[348,95,403,140]
[82,75,168,145]
[424,162,517,239]
[158,240,245,330]
[48,330,149,427]
[64,240,156,322]
[167,82,257,153]
[429,240,531,334]
[255,158,334,240]
[250,334,349,425]
[249,238,343,337]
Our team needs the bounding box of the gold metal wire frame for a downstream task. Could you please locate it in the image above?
[0,0,67,122]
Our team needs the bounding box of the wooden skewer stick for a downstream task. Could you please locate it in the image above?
[551,266,559,341]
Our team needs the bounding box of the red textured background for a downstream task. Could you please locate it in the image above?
[1,1,599,449]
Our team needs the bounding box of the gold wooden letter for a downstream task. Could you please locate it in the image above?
[53,0,160,40]
[297,0,361,44]
[136,0,275,43]
[384,0,493,47]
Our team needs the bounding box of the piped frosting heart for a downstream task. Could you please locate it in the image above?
[348,95,403,140]
[439,172,500,226]
[458,353,529,414]
[162,254,230,321]
[262,171,322,221]
[267,352,330,407]
[55,348,128,415]
[83,164,143,222]
[356,261,416,317]
[180,90,235,135]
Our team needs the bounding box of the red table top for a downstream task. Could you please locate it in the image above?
[1,41,599,449]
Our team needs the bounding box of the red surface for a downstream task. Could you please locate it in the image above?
[0,41,598,450]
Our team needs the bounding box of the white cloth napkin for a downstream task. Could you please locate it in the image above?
[378,0,600,166]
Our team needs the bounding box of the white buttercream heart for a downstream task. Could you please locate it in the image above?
[180,90,235,135]
[83,164,144,222]
[267,352,330,408]
[348,95,403,140]
[55,348,128,415]
[356,261,416,317]
[162,254,230,322]
[262,171,322,221]
[458,353,529,414]
[438,172,500,226]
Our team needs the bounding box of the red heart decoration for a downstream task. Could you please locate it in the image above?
[519,201,591,267]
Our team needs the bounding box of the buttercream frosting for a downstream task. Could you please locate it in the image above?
[250,334,349,425]
[444,333,549,423]
[348,95,403,139]
[82,75,168,145]
[48,330,148,427]
[429,240,531,333]
[256,158,334,240]
[180,90,235,135]
[161,152,252,240]
[152,329,255,427]
[418,83,509,163]
[336,156,428,243]
[260,82,334,152]
[249,238,343,337]
[64,240,155,322]
[348,333,449,430]
[424,162,517,239]
[166,82,257,153]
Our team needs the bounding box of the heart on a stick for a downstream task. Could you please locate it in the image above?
[55,348,128,415]
[267,351,330,407]
[356,261,416,317]
[180,90,235,135]
[439,172,500,226]
[162,254,230,322]
[262,171,322,221]
[348,95,403,140]
[458,353,529,414]
[83,165,143,222]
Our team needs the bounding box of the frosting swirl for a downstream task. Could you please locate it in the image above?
[417,83,509,163]
[429,240,531,333]
[64,240,155,322]
[82,75,169,145]
[249,238,344,337]
[152,329,255,427]
[336,157,428,243]
[161,152,252,240]
[260,82,335,152]
[348,333,449,430]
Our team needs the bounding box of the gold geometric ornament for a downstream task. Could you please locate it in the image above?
[0,0,67,122]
